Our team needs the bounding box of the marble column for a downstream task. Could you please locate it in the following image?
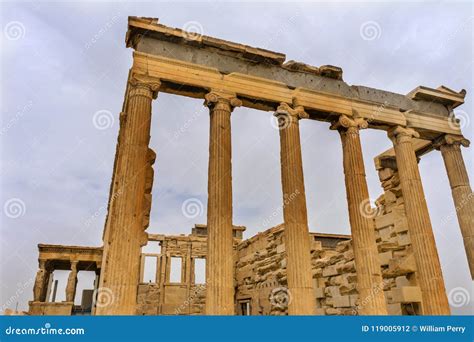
[66,261,78,302]
[435,134,473,279]
[33,260,49,302]
[388,126,450,315]
[205,91,241,315]
[331,115,387,315]
[96,74,160,315]
[275,102,315,315]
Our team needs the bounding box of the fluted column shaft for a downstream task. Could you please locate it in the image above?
[96,74,160,315]
[332,115,387,315]
[66,261,78,302]
[389,126,450,315]
[275,102,315,315]
[437,135,474,279]
[205,92,241,315]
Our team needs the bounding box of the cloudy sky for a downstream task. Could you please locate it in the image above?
[1,1,472,314]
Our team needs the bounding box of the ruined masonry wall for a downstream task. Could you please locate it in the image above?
[234,167,422,315]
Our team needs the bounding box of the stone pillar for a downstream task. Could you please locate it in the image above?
[204,91,241,315]
[388,126,450,315]
[96,74,160,315]
[66,260,78,302]
[274,101,315,315]
[331,115,387,315]
[435,134,474,279]
[33,260,49,302]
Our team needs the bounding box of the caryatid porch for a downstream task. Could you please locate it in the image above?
[96,17,472,315]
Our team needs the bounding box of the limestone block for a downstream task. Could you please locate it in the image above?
[341,261,356,273]
[314,287,325,299]
[392,286,422,303]
[378,226,394,241]
[397,232,411,246]
[387,303,403,315]
[384,190,397,204]
[349,294,359,307]
[395,276,410,288]
[325,286,340,297]
[375,213,395,229]
[326,308,342,315]
[336,241,351,253]
[339,283,357,295]
[378,168,394,181]
[379,251,393,266]
[343,249,354,261]
[315,308,326,315]
[386,254,416,276]
[322,265,338,277]
[276,244,285,254]
[333,295,351,308]
[394,217,409,233]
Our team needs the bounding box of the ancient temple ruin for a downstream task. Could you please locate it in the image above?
[27,17,472,316]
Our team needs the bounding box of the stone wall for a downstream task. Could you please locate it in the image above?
[374,165,422,315]
[234,225,351,315]
[234,165,423,315]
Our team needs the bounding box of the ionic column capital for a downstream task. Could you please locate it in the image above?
[204,91,242,111]
[274,102,309,124]
[433,134,470,150]
[129,74,161,100]
[388,125,420,144]
[330,114,368,133]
